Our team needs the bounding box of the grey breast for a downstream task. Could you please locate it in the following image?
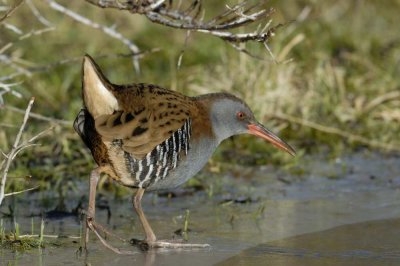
[114,118,192,189]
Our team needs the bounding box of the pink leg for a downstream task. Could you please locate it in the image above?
[84,167,136,254]
[84,167,100,249]
[133,188,156,242]
[132,188,210,249]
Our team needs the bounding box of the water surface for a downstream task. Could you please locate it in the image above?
[1,152,400,265]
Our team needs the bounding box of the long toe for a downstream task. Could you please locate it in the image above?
[150,240,211,249]
[130,238,210,250]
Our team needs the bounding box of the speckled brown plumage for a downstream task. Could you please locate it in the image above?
[76,54,295,252]
[95,83,206,159]
[74,55,215,189]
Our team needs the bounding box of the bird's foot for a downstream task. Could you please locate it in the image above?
[84,214,136,255]
[130,238,211,251]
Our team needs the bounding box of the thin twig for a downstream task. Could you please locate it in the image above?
[4,185,39,197]
[0,82,23,106]
[263,41,277,64]
[0,27,55,57]
[229,42,265,60]
[0,0,24,23]
[5,105,71,126]
[24,126,54,144]
[0,49,160,83]
[0,97,34,206]
[46,0,141,73]
[21,49,161,73]
[10,126,54,161]
[84,0,129,9]
[84,0,281,57]
[3,23,23,34]
[147,0,167,12]
[0,55,31,77]
[26,0,53,27]
[197,23,281,43]
[177,30,191,69]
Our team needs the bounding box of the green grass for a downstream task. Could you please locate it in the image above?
[0,0,399,189]
[0,219,46,252]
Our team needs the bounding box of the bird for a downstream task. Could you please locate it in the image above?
[74,54,295,253]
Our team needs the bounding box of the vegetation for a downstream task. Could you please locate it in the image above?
[0,0,399,196]
[0,219,45,251]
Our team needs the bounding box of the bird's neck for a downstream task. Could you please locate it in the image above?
[193,94,235,144]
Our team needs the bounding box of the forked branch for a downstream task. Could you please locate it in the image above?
[84,0,281,45]
[0,98,52,206]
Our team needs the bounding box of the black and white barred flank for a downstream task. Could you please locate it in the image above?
[115,118,192,188]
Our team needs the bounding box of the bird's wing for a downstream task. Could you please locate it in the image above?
[94,85,192,159]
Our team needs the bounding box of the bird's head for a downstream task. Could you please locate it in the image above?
[202,93,295,156]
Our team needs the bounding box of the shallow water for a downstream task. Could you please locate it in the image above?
[1,152,400,265]
[218,218,400,266]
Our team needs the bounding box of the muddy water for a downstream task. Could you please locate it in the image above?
[1,152,400,265]
[218,218,400,266]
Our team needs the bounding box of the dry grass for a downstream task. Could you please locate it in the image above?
[191,0,400,161]
[0,0,399,187]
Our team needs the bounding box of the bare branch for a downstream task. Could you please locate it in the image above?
[0,82,23,106]
[0,49,159,84]
[23,126,54,145]
[4,185,39,197]
[148,0,167,11]
[263,41,277,64]
[177,30,191,69]
[0,27,55,56]
[0,102,54,206]
[0,97,34,206]
[5,105,71,126]
[3,23,23,34]
[0,55,32,77]
[0,72,23,82]
[84,0,281,51]
[26,0,53,27]
[145,6,273,32]
[228,42,265,60]
[197,23,280,43]
[46,0,141,73]
[84,0,130,9]
[0,0,24,23]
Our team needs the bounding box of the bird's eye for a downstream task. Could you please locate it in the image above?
[236,111,246,120]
